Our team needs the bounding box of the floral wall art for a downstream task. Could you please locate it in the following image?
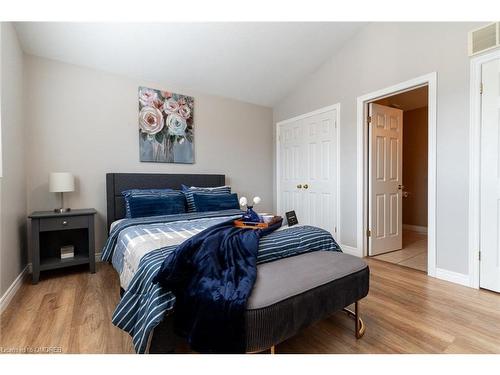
[138,87,194,163]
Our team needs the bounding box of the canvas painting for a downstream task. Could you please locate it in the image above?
[138,87,194,163]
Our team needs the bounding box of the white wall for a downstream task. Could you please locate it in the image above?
[274,22,483,275]
[24,55,274,252]
[0,22,27,296]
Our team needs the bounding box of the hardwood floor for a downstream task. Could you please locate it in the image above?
[1,259,500,354]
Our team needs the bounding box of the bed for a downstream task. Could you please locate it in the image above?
[104,173,369,353]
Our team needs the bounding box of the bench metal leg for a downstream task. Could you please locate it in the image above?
[342,301,366,339]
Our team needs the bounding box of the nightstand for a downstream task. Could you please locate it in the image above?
[29,209,97,284]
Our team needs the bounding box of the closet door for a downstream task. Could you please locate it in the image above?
[302,110,337,234]
[278,120,306,224]
[278,107,337,236]
[480,58,500,293]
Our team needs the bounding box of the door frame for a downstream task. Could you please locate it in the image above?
[275,103,341,242]
[469,48,500,289]
[356,72,437,277]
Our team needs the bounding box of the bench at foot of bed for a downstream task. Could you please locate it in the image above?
[249,300,366,354]
[148,251,369,354]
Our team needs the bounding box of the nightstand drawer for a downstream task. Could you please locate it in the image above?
[39,216,89,232]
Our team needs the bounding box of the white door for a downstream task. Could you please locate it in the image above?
[480,58,500,293]
[302,111,337,234]
[278,108,338,235]
[368,103,403,256]
[278,120,306,223]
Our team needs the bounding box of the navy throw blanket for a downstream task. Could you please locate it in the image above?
[152,218,282,353]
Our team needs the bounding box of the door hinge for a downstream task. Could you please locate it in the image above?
[367,116,372,124]
[366,229,371,237]
[480,82,483,95]
[334,226,337,233]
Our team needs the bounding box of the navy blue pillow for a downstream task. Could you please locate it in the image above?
[181,185,231,212]
[192,193,239,212]
[123,190,186,218]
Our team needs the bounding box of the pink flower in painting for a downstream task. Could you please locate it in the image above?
[152,99,164,112]
[177,98,186,106]
[178,105,191,120]
[161,91,173,99]
[139,106,164,135]
[164,98,180,114]
[139,88,158,106]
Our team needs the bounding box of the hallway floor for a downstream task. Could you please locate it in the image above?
[372,229,427,272]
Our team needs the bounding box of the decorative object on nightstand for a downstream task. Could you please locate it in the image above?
[49,172,75,213]
[28,208,96,284]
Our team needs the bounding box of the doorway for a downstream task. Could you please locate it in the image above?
[356,73,437,277]
[370,87,429,272]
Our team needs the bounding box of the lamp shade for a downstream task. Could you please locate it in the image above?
[49,172,75,193]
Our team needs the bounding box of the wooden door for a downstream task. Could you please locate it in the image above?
[368,103,403,255]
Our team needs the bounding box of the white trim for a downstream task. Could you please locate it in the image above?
[435,268,471,288]
[356,72,437,277]
[276,104,341,242]
[469,48,500,289]
[340,244,360,257]
[402,224,428,234]
[0,265,29,314]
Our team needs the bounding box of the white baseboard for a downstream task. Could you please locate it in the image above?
[340,244,362,257]
[435,268,471,288]
[0,265,29,314]
[403,224,428,234]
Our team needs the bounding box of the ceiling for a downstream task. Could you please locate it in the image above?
[14,22,367,107]
[374,85,428,111]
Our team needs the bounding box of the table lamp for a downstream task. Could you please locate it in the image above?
[49,172,75,213]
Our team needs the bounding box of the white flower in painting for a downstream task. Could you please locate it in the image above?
[166,113,187,136]
[139,106,164,135]
[164,99,180,114]
[139,88,158,106]
[178,105,191,120]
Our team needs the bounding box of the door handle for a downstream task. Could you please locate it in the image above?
[398,184,405,190]
[303,184,309,189]
[296,184,302,189]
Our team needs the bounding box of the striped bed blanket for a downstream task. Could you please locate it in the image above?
[102,210,341,353]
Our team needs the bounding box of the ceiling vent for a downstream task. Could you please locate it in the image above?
[469,22,500,56]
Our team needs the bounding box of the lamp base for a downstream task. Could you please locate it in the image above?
[54,208,71,213]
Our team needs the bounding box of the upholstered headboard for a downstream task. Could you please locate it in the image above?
[106,173,226,230]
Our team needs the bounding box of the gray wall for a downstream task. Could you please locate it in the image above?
[0,22,27,296]
[24,55,274,253]
[274,22,483,275]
